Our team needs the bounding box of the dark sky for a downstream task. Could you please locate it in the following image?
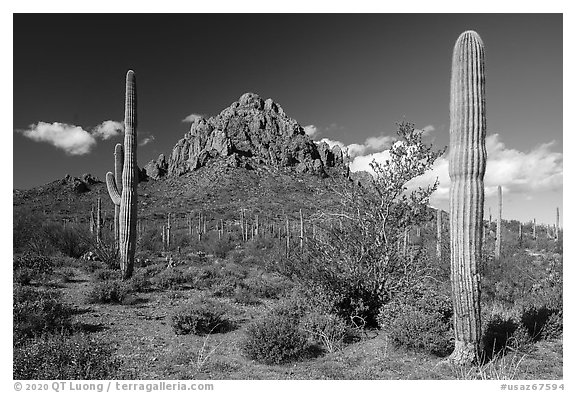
[12,13,563,224]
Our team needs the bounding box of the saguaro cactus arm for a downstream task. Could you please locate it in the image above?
[106,172,122,206]
[448,30,486,365]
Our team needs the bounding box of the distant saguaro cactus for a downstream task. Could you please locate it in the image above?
[166,213,172,250]
[436,209,442,260]
[555,207,560,241]
[89,205,95,234]
[106,70,138,279]
[533,218,537,239]
[495,186,502,261]
[448,30,486,365]
[113,143,123,248]
[299,209,304,250]
[96,195,102,244]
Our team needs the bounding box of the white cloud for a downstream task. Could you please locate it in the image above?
[420,125,435,136]
[349,150,392,173]
[401,133,562,203]
[139,135,156,146]
[92,120,124,140]
[19,122,97,155]
[483,134,562,195]
[303,125,320,138]
[17,119,127,155]
[182,113,204,123]
[365,134,395,150]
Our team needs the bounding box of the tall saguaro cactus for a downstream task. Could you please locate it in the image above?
[495,186,502,261]
[106,70,138,279]
[448,30,486,365]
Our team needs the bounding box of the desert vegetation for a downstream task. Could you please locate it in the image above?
[13,32,562,380]
[12,120,562,379]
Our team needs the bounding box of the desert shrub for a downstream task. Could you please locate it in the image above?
[13,285,73,345]
[209,238,234,259]
[89,236,119,270]
[125,270,152,292]
[87,280,129,304]
[210,263,248,297]
[141,263,165,277]
[137,226,164,253]
[385,306,453,356]
[170,298,232,335]
[233,286,261,305]
[13,253,54,284]
[190,265,219,289]
[242,273,293,299]
[56,266,76,283]
[377,282,453,356]
[94,268,121,281]
[482,312,519,357]
[151,268,192,290]
[300,312,347,353]
[241,301,310,364]
[13,209,45,253]
[540,310,562,340]
[279,124,444,327]
[13,332,123,379]
[519,304,559,341]
[56,224,91,258]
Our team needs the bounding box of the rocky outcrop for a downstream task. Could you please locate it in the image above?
[62,173,101,193]
[164,92,345,178]
[143,154,168,180]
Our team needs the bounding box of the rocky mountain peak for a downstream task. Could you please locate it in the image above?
[143,92,345,179]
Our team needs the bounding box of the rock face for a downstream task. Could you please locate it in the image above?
[164,92,344,178]
[143,154,168,180]
[62,173,101,193]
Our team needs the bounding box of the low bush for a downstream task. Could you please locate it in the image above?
[57,266,76,283]
[300,312,347,353]
[14,332,123,379]
[233,287,261,305]
[94,268,121,281]
[125,270,152,292]
[13,285,73,345]
[13,253,54,285]
[151,268,192,290]
[171,298,232,335]
[241,301,310,364]
[209,238,234,259]
[386,306,453,356]
[242,273,292,299]
[541,310,563,340]
[377,283,453,357]
[87,280,129,304]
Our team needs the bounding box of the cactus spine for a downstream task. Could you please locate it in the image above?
[448,30,486,365]
[495,186,502,261]
[106,70,138,279]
